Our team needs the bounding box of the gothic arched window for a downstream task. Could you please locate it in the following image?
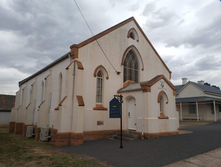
[96,70,103,103]
[123,50,138,82]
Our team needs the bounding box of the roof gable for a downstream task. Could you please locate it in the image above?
[70,17,171,75]
[118,75,176,93]
[175,81,221,97]
[191,82,221,96]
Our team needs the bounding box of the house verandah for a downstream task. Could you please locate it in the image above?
[176,97,221,122]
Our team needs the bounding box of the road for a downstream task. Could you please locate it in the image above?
[59,122,221,167]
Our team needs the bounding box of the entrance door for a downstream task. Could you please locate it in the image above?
[128,98,136,130]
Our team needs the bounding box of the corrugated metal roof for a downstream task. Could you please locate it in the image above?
[176,96,221,103]
[190,82,221,96]
[118,81,146,93]
[175,85,184,93]
[19,52,70,86]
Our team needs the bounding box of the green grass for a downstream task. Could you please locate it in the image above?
[0,126,110,167]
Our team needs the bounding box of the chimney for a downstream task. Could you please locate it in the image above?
[197,80,204,85]
[182,78,187,85]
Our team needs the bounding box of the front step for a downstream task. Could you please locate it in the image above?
[109,130,140,141]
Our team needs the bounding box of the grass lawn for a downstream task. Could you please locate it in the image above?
[0,126,110,167]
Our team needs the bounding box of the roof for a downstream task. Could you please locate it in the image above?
[118,75,176,93]
[190,82,221,96]
[175,81,221,96]
[19,52,70,86]
[70,17,171,74]
[0,94,16,110]
[19,17,172,87]
[118,81,146,93]
[174,85,184,93]
[176,96,221,103]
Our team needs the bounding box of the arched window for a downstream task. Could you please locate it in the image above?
[124,50,138,82]
[129,32,135,39]
[58,73,62,103]
[96,70,103,103]
[160,96,164,113]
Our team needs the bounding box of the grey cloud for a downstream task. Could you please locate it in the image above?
[142,1,155,16]
[144,7,180,29]
[194,55,221,71]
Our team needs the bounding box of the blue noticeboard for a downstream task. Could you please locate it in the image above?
[109,98,121,118]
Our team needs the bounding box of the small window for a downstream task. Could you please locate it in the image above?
[189,102,195,114]
[96,71,103,103]
[129,32,135,40]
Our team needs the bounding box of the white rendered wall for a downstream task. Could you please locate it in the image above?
[78,20,171,132]
[177,83,205,98]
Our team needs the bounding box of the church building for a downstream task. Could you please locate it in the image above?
[10,17,179,146]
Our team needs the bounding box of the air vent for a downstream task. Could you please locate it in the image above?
[26,126,35,138]
[39,128,51,142]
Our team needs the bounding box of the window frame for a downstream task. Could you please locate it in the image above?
[96,70,103,104]
[189,102,196,114]
[123,50,139,83]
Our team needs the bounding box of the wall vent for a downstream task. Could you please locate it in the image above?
[39,128,51,142]
[26,126,35,138]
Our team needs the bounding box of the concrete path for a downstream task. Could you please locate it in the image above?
[164,147,221,167]
[59,122,221,167]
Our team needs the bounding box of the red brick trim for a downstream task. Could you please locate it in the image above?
[144,131,178,139]
[76,60,84,70]
[34,126,40,141]
[66,61,74,70]
[9,121,15,133]
[14,123,25,135]
[157,90,169,104]
[66,60,84,70]
[38,100,45,108]
[123,80,135,88]
[70,44,79,59]
[84,129,119,141]
[55,132,84,147]
[26,103,31,109]
[158,113,169,119]
[127,28,139,42]
[93,104,108,110]
[121,45,144,71]
[76,95,85,106]
[140,75,176,93]
[54,96,67,110]
[94,65,109,79]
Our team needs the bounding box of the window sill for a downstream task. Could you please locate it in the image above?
[93,104,108,110]
[158,113,169,119]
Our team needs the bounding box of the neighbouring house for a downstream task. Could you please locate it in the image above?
[0,94,15,126]
[10,17,179,146]
[175,78,221,121]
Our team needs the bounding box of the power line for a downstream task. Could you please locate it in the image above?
[74,0,119,73]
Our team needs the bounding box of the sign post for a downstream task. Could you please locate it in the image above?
[110,95,123,148]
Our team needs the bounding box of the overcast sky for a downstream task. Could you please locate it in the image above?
[0,0,221,95]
